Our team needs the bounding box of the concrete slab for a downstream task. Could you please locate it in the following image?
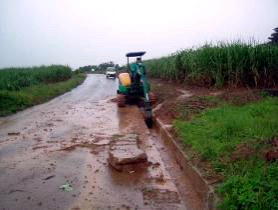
[108,134,147,170]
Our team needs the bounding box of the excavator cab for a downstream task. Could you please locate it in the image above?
[117,51,155,128]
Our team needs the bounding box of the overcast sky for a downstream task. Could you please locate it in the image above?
[0,0,277,69]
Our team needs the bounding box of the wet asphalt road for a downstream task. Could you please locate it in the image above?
[0,74,193,210]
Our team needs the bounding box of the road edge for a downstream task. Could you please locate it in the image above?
[153,115,219,210]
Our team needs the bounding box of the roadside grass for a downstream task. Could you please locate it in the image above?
[175,97,278,209]
[0,65,72,91]
[146,41,278,88]
[0,74,85,116]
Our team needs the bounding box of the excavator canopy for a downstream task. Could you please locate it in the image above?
[126,51,146,57]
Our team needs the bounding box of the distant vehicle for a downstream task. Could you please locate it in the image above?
[106,67,116,79]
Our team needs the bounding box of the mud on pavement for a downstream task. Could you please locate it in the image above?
[0,74,202,210]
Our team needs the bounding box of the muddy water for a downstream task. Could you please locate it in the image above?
[0,75,196,210]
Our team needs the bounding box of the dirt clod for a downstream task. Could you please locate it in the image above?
[143,188,181,204]
[8,132,20,136]
[108,134,147,171]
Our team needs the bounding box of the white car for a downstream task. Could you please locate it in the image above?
[106,67,116,79]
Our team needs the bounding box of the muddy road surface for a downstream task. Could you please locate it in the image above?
[0,75,202,210]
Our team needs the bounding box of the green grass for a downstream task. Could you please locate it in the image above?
[175,98,278,209]
[0,65,72,91]
[146,41,278,88]
[218,159,278,210]
[0,74,85,116]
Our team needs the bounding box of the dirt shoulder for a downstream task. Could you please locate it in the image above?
[151,78,263,125]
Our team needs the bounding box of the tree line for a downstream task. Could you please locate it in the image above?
[76,61,124,73]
